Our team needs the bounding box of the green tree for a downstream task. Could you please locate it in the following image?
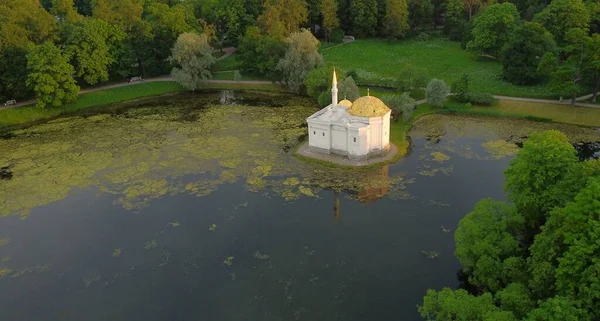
[304,66,345,100]
[524,296,589,321]
[408,0,434,30]
[339,76,360,101]
[92,0,144,32]
[168,33,216,91]
[505,130,578,230]
[425,78,450,107]
[454,199,525,291]
[277,29,323,93]
[238,26,286,80]
[495,283,535,319]
[529,177,600,316]
[73,0,94,16]
[381,93,416,121]
[451,73,470,101]
[538,28,597,104]
[445,0,466,40]
[382,0,410,39]
[419,288,501,320]
[0,0,57,51]
[0,48,32,101]
[212,0,254,46]
[397,65,429,91]
[144,3,201,75]
[258,0,309,37]
[467,3,520,57]
[65,18,124,85]
[350,0,379,37]
[533,0,590,45]
[501,22,556,85]
[321,0,340,40]
[463,0,482,20]
[257,2,287,37]
[51,0,83,23]
[26,42,79,108]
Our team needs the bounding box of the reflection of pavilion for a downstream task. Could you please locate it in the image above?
[333,165,390,222]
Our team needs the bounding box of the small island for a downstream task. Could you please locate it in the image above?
[297,70,397,166]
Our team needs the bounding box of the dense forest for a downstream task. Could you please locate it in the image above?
[1,0,600,107]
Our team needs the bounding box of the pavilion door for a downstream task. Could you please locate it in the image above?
[331,128,347,152]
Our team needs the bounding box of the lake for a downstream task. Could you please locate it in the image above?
[0,91,598,321]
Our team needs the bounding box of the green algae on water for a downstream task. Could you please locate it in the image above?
[482,140,520,159]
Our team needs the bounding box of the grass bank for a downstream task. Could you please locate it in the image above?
[481,100,600,127]
[0,81,284,129]
[323,38,555,99]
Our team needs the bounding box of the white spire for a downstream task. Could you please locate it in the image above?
[331,68,338,106]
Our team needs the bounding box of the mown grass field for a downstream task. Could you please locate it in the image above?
[323,38,555,99]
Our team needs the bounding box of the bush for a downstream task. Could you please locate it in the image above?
[464,92,496,106]
[425,79,450,107]
[331,28,344,43]
[416,32,431,42]
[397,65,429,92]
[452,74,470,101]
[381,93,416,122]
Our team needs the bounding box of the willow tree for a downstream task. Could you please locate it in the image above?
[277,29,323,93]
[169,33,216,91]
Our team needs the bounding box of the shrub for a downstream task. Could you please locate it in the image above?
[397,65,429,92]
[464,92,496,106]
[425,79,450,107]
[381,93,416,122]
[452,74,470,102]
[416,32,431,42]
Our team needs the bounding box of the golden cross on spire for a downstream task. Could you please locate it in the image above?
[367,88,370,96]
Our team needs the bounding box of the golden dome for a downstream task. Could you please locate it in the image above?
[347,96,391,117]
[339,99,353,108]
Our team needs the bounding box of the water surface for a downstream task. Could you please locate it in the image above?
[0,92,598,321]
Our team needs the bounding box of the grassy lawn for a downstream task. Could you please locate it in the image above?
[0,82,184,128]
[212,71,270,81]
[0,81,285,129]
[213,53,243,72]
[323,38,555,99]
[476,100,600,127]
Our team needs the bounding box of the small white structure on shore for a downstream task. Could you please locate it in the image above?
[306,70,391,160]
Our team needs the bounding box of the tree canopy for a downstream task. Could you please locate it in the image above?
[26,42,79,108]
[467,3,520,57]
[420,131,600,320]
[169,33,216,91]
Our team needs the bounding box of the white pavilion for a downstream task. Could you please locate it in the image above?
[306,70,392,161]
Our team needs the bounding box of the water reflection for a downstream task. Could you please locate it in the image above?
[332,165,390,221]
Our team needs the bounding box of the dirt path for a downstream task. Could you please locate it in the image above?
[216,47,236,61]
